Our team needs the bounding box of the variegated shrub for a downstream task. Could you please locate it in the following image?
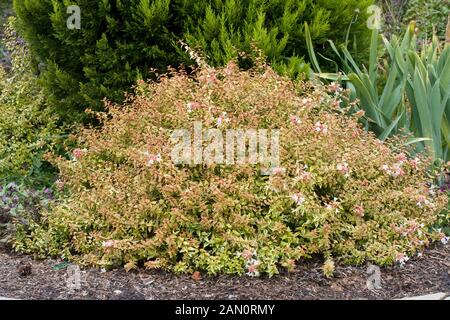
[14,63,448,277]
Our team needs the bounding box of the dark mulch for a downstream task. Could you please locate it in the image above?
[0,244,449,300]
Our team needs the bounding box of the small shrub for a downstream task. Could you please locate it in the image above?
[15,62,447,277]
[436,169,450,235]
[0,17,64,187]
[404,0,450,40]
[0,182,53,248]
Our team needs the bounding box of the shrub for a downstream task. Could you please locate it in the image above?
[436,168,450,235]
[13,0,374,121]
[14,61,447,277]
[13,0,181,122]
[0,18,64,187]
[0,182,53,248]
[180,0,374,76]
[404,0,450,41]
[436,193,450,236]
[376,0,410,38]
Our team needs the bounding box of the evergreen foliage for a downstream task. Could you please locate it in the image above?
[13,0,373,121]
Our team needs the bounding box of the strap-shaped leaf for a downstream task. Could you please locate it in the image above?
[304,23,321,74]
[379,113,403,141]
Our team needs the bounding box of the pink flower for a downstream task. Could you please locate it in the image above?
[216,112,230,126]
[299,170,312,182]
[336,162,349,176]
[440,234,449,245]
[410,157,420,169]
[224,61,237,76]
[328,82,342,93]
[55,179,65,190]
[199,73,219,86]
[325,198,339,212]
[291,115,301,125]
[144,152,162,166]
[391,165,405,177]
[394,167,404,177]
[353,205,365,218]
[241,249,253,261]
[73,148,86,159]
[382,164,404,177]
[247,263,259,273]
[246,259,261,277]
[272,167,286,176]
[186,101,200,113]
[416,195,429,207]
[102,240,116,248]
[381,164,391,174]
[314,122,328,134]
[301,97,313,106]
[291,193,306,206]
[395,153,407,164]
[395,252,409,266]
[417,195,426,203]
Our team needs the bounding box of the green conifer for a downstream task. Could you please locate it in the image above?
[13,0,373,121]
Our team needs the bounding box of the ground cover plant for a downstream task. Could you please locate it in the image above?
[14,60,448,277]
[0,17,66,249]
[0,182,54,248]
[0,18,64,188]
[403,0,450,41]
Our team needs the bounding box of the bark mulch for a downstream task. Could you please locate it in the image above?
[0,244,449,300]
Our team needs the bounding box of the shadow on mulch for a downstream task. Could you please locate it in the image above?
[0,244,448,300]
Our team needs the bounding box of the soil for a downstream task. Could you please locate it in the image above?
[0,244,449,300]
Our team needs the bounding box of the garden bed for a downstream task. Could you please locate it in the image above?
[1,0,449,302]
[0,244,448,300]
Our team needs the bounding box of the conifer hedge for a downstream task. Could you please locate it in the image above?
[13,0,373,120]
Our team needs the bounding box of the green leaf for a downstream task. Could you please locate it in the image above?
[52,262,71,271]
[304,23,321,74]
[379,113,403,141]
[368,28,379,84]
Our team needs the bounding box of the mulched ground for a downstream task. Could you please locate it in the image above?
[0,244,449,300]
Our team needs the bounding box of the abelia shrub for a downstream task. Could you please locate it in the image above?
[14,62,448,277]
